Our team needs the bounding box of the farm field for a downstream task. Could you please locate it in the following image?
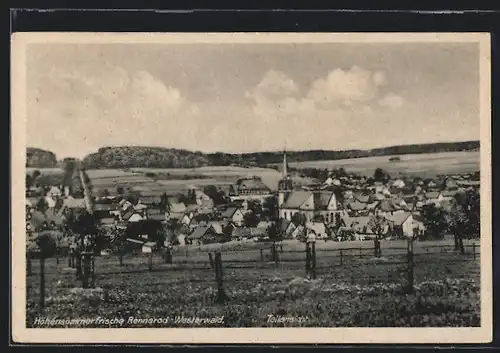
[86,166,317,194]
[26,167,64,175]
[26,239,480,328]
[274,151,480,178]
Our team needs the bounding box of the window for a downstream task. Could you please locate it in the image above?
[331,213,334,223]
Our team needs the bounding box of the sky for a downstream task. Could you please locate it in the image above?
[26,41,480,159]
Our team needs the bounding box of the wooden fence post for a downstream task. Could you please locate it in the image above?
[208,252,214,269]
[274,243,280,266]
[68,251,72,268]
[280,243,284,253]
[472,243,476,260]
[360,246,362,259]
[119,251,124,267]
[407,238,414,294]
[214,252,228,303]
[148,251,153,272]
[260,249,264,262]
[305,242,311,277]
[82,253,91,288]
[311,241,316,279]
[91,255,96,288]
[39,255,45,310]
[165,247,172,264]
[75,252,82,280]
[340,248,343,266]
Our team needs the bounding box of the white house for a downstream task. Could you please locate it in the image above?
[221,207,245,226]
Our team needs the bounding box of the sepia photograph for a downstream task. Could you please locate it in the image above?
[11,32,491,344]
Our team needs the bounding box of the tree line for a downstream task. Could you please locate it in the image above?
[69,141,480,169]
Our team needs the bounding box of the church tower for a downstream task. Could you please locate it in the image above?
[278,148,293,207]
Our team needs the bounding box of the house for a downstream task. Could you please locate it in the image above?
[122,210,146,223]
[280,219,297,239]
[119,199,134,212]
[134,203,148,211]
[180,214,192,226]
[93,203,120,219]
[142,241,157,253]
[47,186,62,198]
[169,202,187,219]
[188,222,219,245]
[353,192,370,203]
[279,190,338,224]
[385,212,413,238]
[345,200,367,215]
[291,225,306,240]
[221,207,245,226]
[425,191,444,204]
[391,179,406,189]
[195,190,215,208]
[236,177,272,197]
[375,199,403,216]
[44,195,56,209]
[305,222,328,239]
[146,208,167,222]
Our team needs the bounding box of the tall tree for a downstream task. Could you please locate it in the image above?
[36,198,49,214]
[373,168,390,183]
[159,192,171,213]
[421,203,448,240]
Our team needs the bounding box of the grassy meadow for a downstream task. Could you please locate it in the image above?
[27,239,480,328]
[278,151,480,178]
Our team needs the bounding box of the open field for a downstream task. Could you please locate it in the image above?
[86,166,317,194]
[27,239,480,328]
[274,151,479,178]
[26,167,64,175]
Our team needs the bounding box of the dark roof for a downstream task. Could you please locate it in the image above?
[221,207,240,218]
[354,193,370,203]
[237,178,270,191]
[189,223,218,239]
[347,201,366,211]
[377,199,400,212]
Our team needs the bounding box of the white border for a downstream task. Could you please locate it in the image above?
[11,32,492,344]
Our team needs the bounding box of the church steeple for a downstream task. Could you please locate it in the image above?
[282,147,288,179]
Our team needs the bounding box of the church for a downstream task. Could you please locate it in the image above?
[277,151,341,224]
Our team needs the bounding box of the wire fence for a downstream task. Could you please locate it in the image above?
[27,238,480,313]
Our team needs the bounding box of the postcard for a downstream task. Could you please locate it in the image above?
[11,32,492,344]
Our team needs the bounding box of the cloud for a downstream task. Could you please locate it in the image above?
[27,65,200,158]
[306,66,388,109]
[378,92,405,109]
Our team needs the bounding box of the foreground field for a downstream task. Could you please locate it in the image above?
[27,239,480,328]
[278,151,479,178]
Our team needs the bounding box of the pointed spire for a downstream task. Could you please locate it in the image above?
[283,146,288,179]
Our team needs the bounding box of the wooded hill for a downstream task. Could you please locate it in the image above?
[80,141,480,169]
[26,147,58,168]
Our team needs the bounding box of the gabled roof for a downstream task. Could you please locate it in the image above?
[189,223,217,239]
[236,178,270,192]
[354,193,370,203]
[281,191,335,210]
[281,191,311,209]
[385,212,412,226]
[377,199,400,212]
[170,202,186,213]
[347,201,366,211]
[221,207,240,219]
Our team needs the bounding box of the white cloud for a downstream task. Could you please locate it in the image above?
[378,92,405,109]
[306,66,387,109]
[27,65,200,158]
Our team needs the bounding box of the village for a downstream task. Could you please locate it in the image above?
[25,151,481,257]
